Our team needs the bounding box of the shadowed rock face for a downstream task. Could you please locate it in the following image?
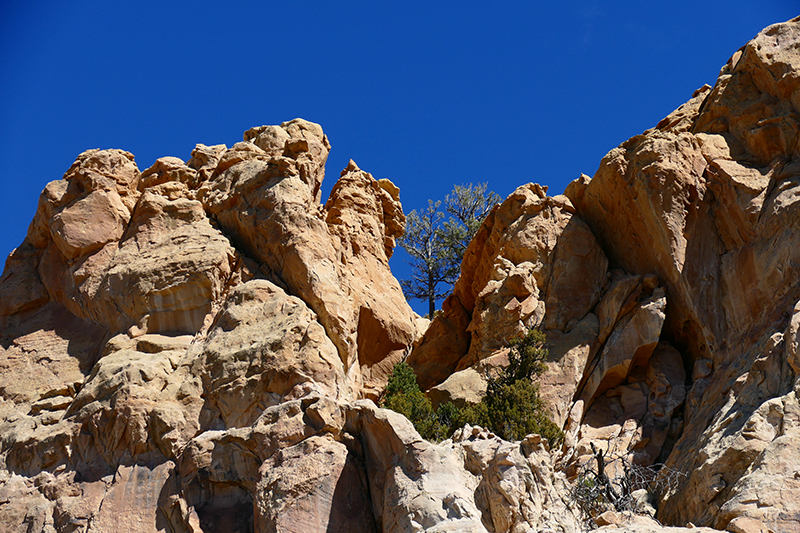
[2,18,800,533]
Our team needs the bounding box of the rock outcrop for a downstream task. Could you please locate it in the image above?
[567,18,800,532]
[2,16,800,533]
[201,124,417,398]
[0,119,425,533]
[410,15,800,533]
[408,183,608,428]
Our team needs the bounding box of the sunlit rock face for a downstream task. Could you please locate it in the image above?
[0,118,426,533]
[2,17,800,533]
[409,16,800,533]
[564,18,800,532]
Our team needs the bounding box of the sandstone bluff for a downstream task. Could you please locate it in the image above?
[2,17,800,533]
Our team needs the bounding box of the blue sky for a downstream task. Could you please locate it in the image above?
[1,1,796,316]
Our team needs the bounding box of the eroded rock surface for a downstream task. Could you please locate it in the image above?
[408,183,608,424]
[411,15,800,533]
[2,17,800,533]
[566,17,800,532]
[0,119,424,533]
[202,127,417,398]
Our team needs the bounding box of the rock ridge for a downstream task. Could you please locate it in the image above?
[1,17,800,533]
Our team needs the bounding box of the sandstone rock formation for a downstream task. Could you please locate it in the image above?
[2,16,800,533]
[0,119,425,532]
[411,15,800,533]
[201,126,417,398]
[407,183,608,415]
[566,18,800,532]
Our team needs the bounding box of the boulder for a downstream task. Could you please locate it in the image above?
[28,149,140,256]
[169,396,582,533]
[75,462,176,533]
[0,302,106,406]
[565,129,715,366]
[540,313,599,427]
[428,366,488,409]
[578,288,666,404]
[85,190,239,334]
[67,332,202,464]
[458,429,580,532]
[255,435,375,533]
[0,242,49,316]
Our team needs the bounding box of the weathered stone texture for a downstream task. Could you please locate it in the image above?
[2,17,800,533]
[0,118,423,533]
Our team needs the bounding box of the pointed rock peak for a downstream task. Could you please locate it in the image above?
[341,159,361,176]
[693,84,712,98]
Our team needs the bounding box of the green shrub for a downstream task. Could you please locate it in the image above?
[383,360,421,398]
[498,328,549,387]
[381,362,457,441]
[471,328,563,445]
[458,378,563,444]
[381,329,564,447]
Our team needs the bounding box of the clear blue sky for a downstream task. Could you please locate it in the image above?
[1,1,796,316]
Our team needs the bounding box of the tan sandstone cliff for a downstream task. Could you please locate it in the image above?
[1,17,800,533]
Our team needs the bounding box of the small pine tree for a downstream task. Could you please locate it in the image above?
[458,378,562,444]
[500,328,549,386]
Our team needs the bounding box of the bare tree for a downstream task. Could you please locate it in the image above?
[570,444,687,530]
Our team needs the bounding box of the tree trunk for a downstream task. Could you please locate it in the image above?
[428,273,436,317]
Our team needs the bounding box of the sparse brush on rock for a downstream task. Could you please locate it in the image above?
[382,329,564,446]
[570,443,687,529]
